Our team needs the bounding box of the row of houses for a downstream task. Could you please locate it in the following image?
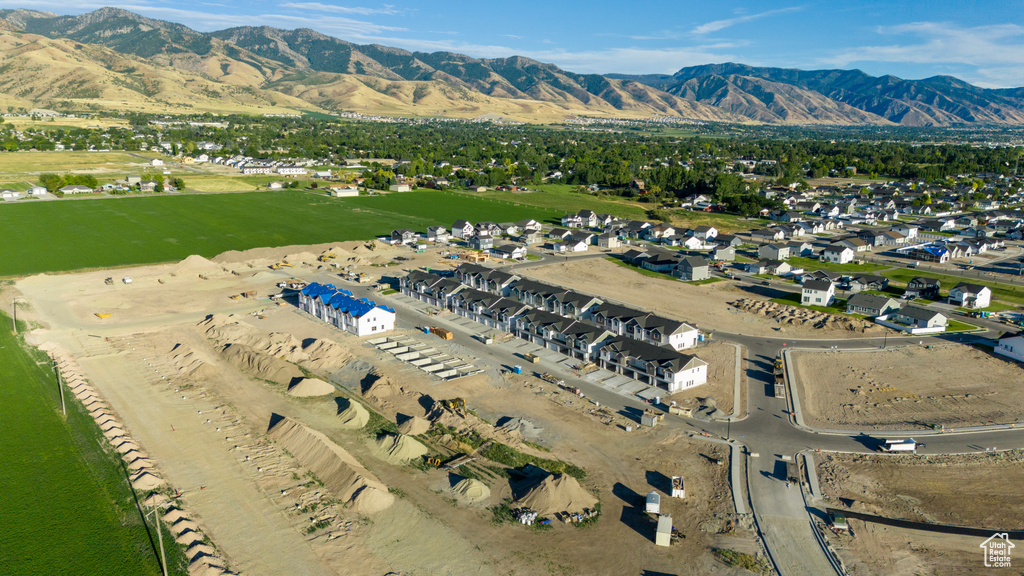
[400,266,708,392]
[298,283,396,336]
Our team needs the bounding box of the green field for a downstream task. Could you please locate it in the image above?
[786,256,888,274]
[0,313,187,575]
[883,269,1024,306]
[0,189,561,276]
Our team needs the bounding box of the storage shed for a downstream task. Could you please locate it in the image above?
[645,491,661,514]
[655,515,672,547]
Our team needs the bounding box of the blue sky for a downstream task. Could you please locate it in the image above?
[5,0,1024,87]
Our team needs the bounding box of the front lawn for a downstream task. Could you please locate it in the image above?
[787,256,888,274]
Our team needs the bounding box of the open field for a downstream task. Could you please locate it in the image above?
[0,150,163,175]
[815,450,1024,575]
[3,116,132,130]
[816,451,1024,529]
[791,345,1024,430]
[7,246,755,575]
[0,311,185,576]
[829,522,994,576]
[0,189,560,276]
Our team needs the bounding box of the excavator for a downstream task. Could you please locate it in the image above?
[317,252,336,263]
[441,397,467,416]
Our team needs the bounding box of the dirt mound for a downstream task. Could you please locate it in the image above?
[175,254,225,277]
[451,478,490,503]
[268,416,393,513]
[337,398,370,429]
[362,370,403,401]
[301,339,352,372]
[218,343,302,386]
[287,378,335,397]
[730,298,883,333]
[169,343,219,381]
[372,433,428,463]
[514,473,598,516]
[199,315,350,373]
[397,415,431,436]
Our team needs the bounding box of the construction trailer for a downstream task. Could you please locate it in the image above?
[645,491,661,514]
[655,515,672,547]
[640,409,662,427]
[878,438,920,453]
[785,460,799,484]
[671,476,685,498]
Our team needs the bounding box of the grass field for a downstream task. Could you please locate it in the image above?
[0,312,187,575]
[0,189,561,276]
[883,268,1024,306]
[786,256,888,274]
[0,151,162,175]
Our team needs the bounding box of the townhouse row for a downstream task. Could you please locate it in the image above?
[400,266,707,392]
[299,283,397,336]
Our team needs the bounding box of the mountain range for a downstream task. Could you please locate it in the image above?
[0,7,1022,126]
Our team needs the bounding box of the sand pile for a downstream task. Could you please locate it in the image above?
[175,254,226,277]
[361,369,403,399]
[451,478,491,503]
[301,339,352,373]
[514,474,598,515]
[497,417,543,439]
[169,343,219,381]
[337,398,370,429]
[730,298,884,333]
[287,378,335,397]
[373,433,428,463]
[268,416,393,513]
[397,415,431,436]
[219,343,302,385]
[199,315,351,373]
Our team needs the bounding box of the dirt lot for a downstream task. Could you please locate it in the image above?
[667,341,740,416]
[520,258,883,339]
[816,451,1024,529]
[8,246,757,576]
[791,345,1024,430]
[828,521,999,576]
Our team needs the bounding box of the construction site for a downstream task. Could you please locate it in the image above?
[5,240,758,576]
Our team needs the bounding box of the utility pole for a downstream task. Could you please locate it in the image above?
[52,360,65,416]
[147,507,168,576]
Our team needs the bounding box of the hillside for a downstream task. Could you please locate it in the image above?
[0,8,1022,125]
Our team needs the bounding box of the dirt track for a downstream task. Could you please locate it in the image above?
[792,345,1024,430]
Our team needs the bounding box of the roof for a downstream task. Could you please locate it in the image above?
[897,305,944,321]
[803,279,833,291]
[301,282,393,317]
[600,336,706,372]
[951,282,989,293]
[678,256,708,269]
[908,276,939,287]
[847,293,898,310]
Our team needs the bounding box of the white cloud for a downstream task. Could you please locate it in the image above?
[820,22,1024,87]
[277,2,400,16]
[691,6,802,35]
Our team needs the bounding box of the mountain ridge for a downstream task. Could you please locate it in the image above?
[0,8,1022,126]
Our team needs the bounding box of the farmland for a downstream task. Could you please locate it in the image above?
[0,189,561,276]
[0,314,186,575]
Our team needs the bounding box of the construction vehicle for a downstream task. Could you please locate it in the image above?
[270,262,295,270]
[441,398,467,415]
[122,277,132,285]
[317,252,336,262]
[425,456,443,467]
[539,373,564,386]
[95,313,111,319]
[104,277,114,285]
[229,294,240,300]
[878,438,922,453]
[241,290,257,299]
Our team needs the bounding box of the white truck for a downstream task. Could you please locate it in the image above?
[878,438,922,453]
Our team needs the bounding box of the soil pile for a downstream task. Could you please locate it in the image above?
[175,254,226,277]
[337,398,370,429]
[301,339,352,373]
[287,378,335,397]
[218,343,302,385]
[362,368,403,400]
[169,343,219,382]
[730,298,883,333]
[267,416,393,513]
[199,315,350,373]
[397,415,431,436]
[373,433,428,463]
[514,474,598,515]
[451,478,490,503]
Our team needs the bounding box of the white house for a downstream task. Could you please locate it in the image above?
[948,283,992,309]
[299,283,395,336]
[59,184,93,195]
[802,279,835,306]
[427,226,450,243]
[27,185,47,196]
[150,158,164,166]
[491,244,527,260]
[821,244,855,264]
[452,220,475,239]
[994,332,1024,362]
[389,183,412,192]
[893,305,947,329]
[329,187,359,197]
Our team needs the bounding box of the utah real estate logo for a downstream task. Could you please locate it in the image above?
[981,533,1014,568]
